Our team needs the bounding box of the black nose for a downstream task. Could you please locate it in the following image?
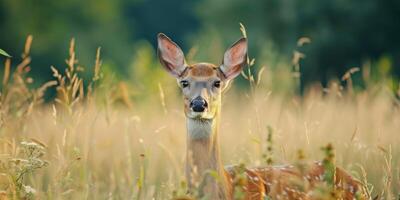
[190,96,208,112]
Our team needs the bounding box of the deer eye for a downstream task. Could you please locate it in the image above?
[180,80,189,88]
[213,81,221,88]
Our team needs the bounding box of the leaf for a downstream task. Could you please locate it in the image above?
[0,49,11,57]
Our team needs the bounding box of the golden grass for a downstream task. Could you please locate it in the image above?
[0,37,399,200]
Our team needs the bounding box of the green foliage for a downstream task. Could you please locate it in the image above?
[196,0,400,89]
[1,0,399,92]
[0,49,11,57]
[262,126,274,165]
[321,143,335,186]
[231,163,248,200]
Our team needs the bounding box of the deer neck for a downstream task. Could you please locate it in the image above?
[185,109,231,199]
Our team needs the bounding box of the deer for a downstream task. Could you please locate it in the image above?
[157,33,368,200]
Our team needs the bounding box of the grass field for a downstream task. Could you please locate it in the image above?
[0,37,399,200]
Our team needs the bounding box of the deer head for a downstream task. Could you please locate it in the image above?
[157,33,248,121]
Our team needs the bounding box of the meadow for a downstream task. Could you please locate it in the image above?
[0,36,399,200]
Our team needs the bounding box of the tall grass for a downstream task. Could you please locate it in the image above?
[0,36,399,199]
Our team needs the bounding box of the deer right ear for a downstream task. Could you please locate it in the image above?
[157,33,187,78]
[219,37,248,80]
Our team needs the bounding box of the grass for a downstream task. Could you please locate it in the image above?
[0,36,399,200]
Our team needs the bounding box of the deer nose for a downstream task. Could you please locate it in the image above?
[190,96,208,112]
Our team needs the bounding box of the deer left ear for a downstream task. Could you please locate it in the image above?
[219,38,248,80]
[157,33,187,78]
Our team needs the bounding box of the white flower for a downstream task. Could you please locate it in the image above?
[23,185,36,195]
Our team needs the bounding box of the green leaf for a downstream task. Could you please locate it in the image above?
[0,49,11,57]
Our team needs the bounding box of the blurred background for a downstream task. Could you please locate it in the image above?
[0,0,399,95]
[1,1,400,199]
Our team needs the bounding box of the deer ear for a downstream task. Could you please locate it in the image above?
[157,33,187,78]
[219,38,248,80]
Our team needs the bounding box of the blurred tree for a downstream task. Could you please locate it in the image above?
[125,0,200,49]
[0,0,200,84]
[196,0,400,90]
[0,0,399,92]
[0,0,132,85]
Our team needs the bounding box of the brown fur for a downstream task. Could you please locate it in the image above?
[187,63,218,77]
[226,163,368,200]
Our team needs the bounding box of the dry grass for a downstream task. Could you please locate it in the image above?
[0,37,399,200]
